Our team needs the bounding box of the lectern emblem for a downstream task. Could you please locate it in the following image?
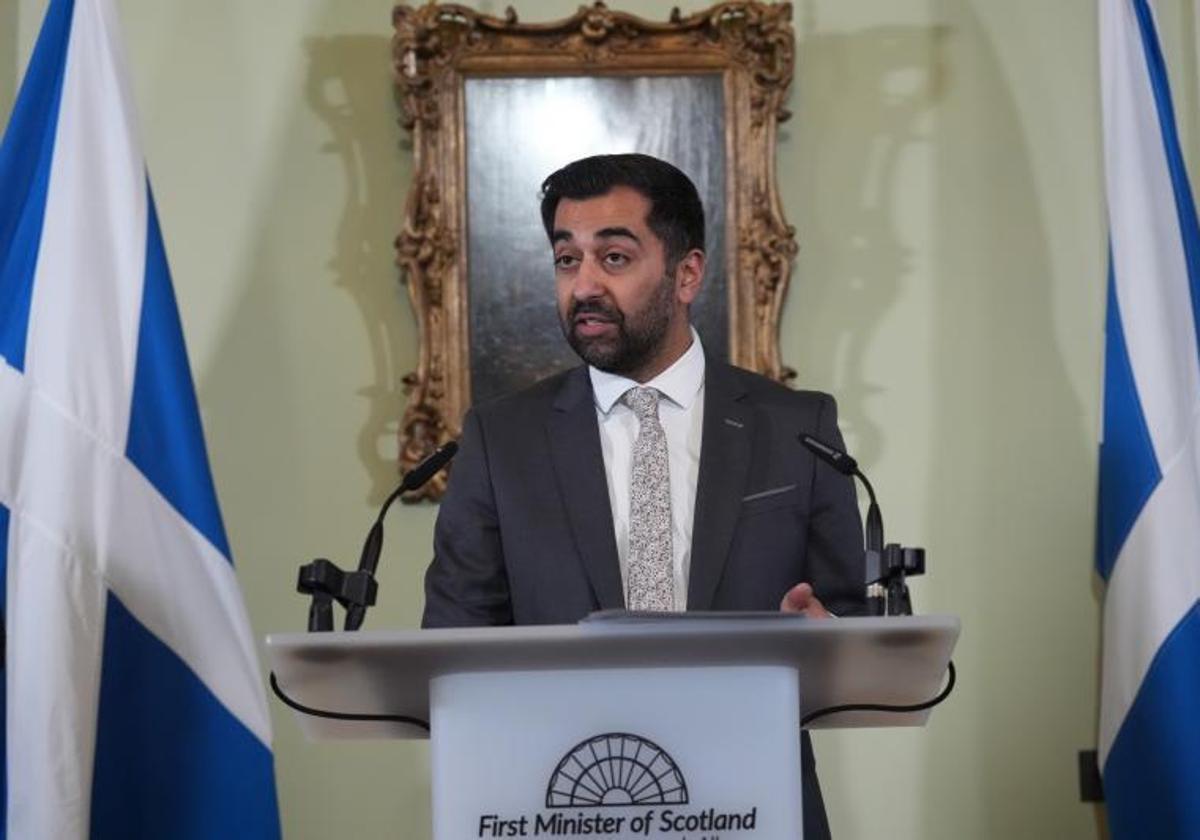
[545,733,689,808]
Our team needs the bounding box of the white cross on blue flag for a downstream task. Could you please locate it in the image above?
[0,0,280,836]
[1097,0,1200,836]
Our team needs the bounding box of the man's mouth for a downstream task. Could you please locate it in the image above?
[573,314,616,337]
[570,303,621,335]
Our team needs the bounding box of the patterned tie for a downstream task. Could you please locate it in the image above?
[622,387,674,611]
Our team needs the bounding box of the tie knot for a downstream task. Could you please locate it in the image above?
[622,386,661,421]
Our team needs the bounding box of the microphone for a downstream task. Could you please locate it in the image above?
[799,434,859,476]
[397,441,459,494]
[342,441,459,631]
[800,434,885,612]
[800,434,928,615]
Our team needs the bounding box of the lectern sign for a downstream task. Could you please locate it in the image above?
[431,668,800,839]
[472,731,762,837]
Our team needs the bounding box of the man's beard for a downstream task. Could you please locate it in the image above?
[561,274,675,376]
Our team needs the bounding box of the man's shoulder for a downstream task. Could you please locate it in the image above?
[712,360,836,412]
[471,365,588,422]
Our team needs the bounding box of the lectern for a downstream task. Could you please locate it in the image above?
[267,614,958,840]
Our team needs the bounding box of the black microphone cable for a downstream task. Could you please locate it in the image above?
[268,672,430,732]
[800,660,956,726]
[267,662,956,733]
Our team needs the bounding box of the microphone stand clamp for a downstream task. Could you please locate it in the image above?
[296,558,378,632]
[866,544,926,617]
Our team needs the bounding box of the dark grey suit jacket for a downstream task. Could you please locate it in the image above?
[423,359,865,838]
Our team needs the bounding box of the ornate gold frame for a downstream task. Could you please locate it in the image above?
[391,1,797,499]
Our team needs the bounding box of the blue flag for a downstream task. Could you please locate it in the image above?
[1097,0,1200,836]
[0,0,280,836]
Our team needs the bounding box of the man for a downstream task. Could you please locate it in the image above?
[423,154,865,837]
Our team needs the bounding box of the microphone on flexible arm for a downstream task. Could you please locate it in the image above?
[343,441,459,631]
[799,434,924,615]
[296,441,459,632]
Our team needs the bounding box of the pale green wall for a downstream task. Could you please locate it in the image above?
[0,3,14,122]
[10,0,1198,837]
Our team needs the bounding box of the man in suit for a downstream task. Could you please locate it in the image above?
[423,153,865,838]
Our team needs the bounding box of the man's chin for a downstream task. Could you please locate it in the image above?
[568,333,623,371]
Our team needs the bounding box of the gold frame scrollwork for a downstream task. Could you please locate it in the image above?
[391,1,798,500]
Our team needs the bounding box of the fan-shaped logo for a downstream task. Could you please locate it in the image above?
[545,733,689,808]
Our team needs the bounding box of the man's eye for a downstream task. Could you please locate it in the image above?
[603,253,630,267]
[554,254,579,269]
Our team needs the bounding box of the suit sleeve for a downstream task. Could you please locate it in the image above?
[806,395,868,617]
[422,409,514,627]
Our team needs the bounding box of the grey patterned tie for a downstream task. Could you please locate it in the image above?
[622,387,674,611]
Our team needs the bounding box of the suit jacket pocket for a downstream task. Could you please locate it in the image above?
[739,483,800,517]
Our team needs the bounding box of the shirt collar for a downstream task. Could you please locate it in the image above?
[590,327,706,415]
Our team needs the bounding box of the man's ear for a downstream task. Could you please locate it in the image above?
[675,249,705,305]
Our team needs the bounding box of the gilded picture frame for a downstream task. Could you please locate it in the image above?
[391,1,797,499]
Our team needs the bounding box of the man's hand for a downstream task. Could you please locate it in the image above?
[779,582,832,618]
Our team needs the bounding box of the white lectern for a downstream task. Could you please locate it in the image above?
[267,614,958,840]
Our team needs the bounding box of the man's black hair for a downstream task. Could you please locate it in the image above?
[539,153,705,266]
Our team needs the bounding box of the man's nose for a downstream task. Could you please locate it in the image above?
[571,256,605,300]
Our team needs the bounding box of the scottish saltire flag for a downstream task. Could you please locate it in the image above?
[0,0,280,836]
[1097,0,1200,836]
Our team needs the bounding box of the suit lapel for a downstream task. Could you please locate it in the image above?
[687,361,753,610]
[546,367,625,610]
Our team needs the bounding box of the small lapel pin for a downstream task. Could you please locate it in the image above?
[723,417,744,429]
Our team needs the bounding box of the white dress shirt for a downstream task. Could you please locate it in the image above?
[589,329,705,611]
